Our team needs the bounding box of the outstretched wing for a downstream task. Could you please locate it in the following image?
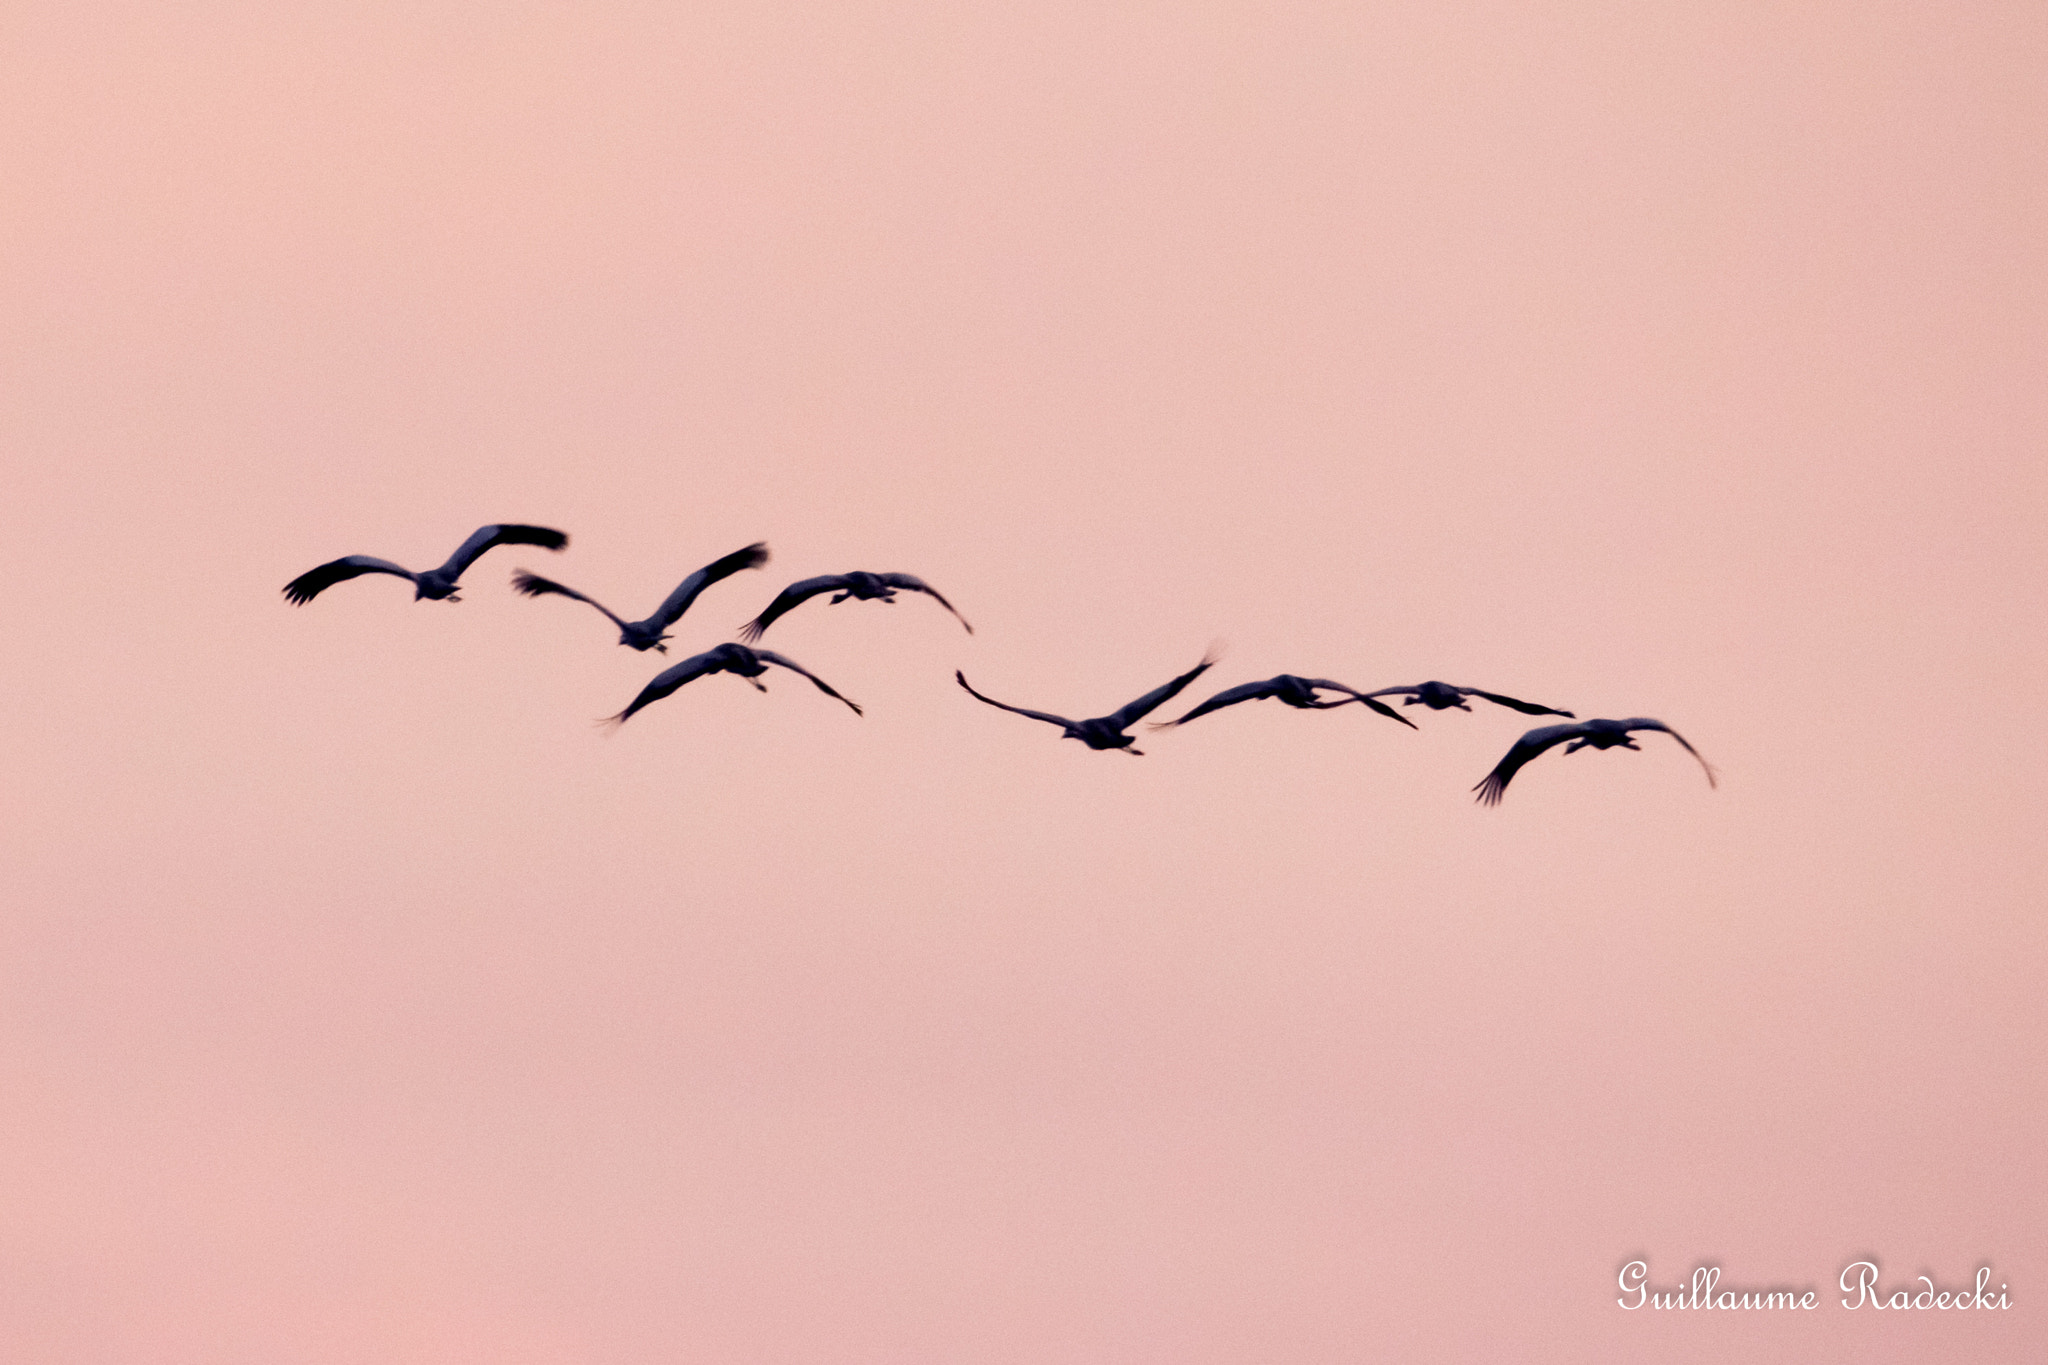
[282,555,415,604]
[737,575,848,642]
[753,649,864,716]
[1621,719,1720,788]
[1106,646,1222,729]
[954,671,1077,730]
[1472,722,1587,806]
[600,649,727,729]
[647,542,770,631]
[512,571,630,631]
[1359,685,1421,701]
[876,573,973,634]
[433,524,569,582]
[1457,686,1576,718]
[1297,680,1420,729]
[1149,678,1281,729]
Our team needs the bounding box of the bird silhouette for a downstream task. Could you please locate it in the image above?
[1363,680,1575,717]
[955,647,1219,755]
[739,572,971,641]
[514,542,768,652]
[1150,675,1418,730]
[1473,718,1717,805]
[602,642,862,728]
[284,524,567,604]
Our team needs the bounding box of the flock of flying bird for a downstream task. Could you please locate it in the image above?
[282,522,1719,804]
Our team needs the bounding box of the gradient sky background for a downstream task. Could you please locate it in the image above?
[3,2,2044,1361]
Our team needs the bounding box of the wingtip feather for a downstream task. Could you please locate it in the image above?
[503,525,569,551]
[281,567,339,604]
[718,542,771,575]
[510,569,561,597]
[1365,698,1419,729]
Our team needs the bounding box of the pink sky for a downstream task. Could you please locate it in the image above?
[2,1,2043,1360]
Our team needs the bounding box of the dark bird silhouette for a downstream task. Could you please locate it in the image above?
[602,642,861,728]
[738,571,971,642]
[955,647,1219,755]
[1150,675,1419,730]
[1473,718,1718,805]
[513,542,768,652]
[1363,680,1575,718]
[284,524,567,604]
